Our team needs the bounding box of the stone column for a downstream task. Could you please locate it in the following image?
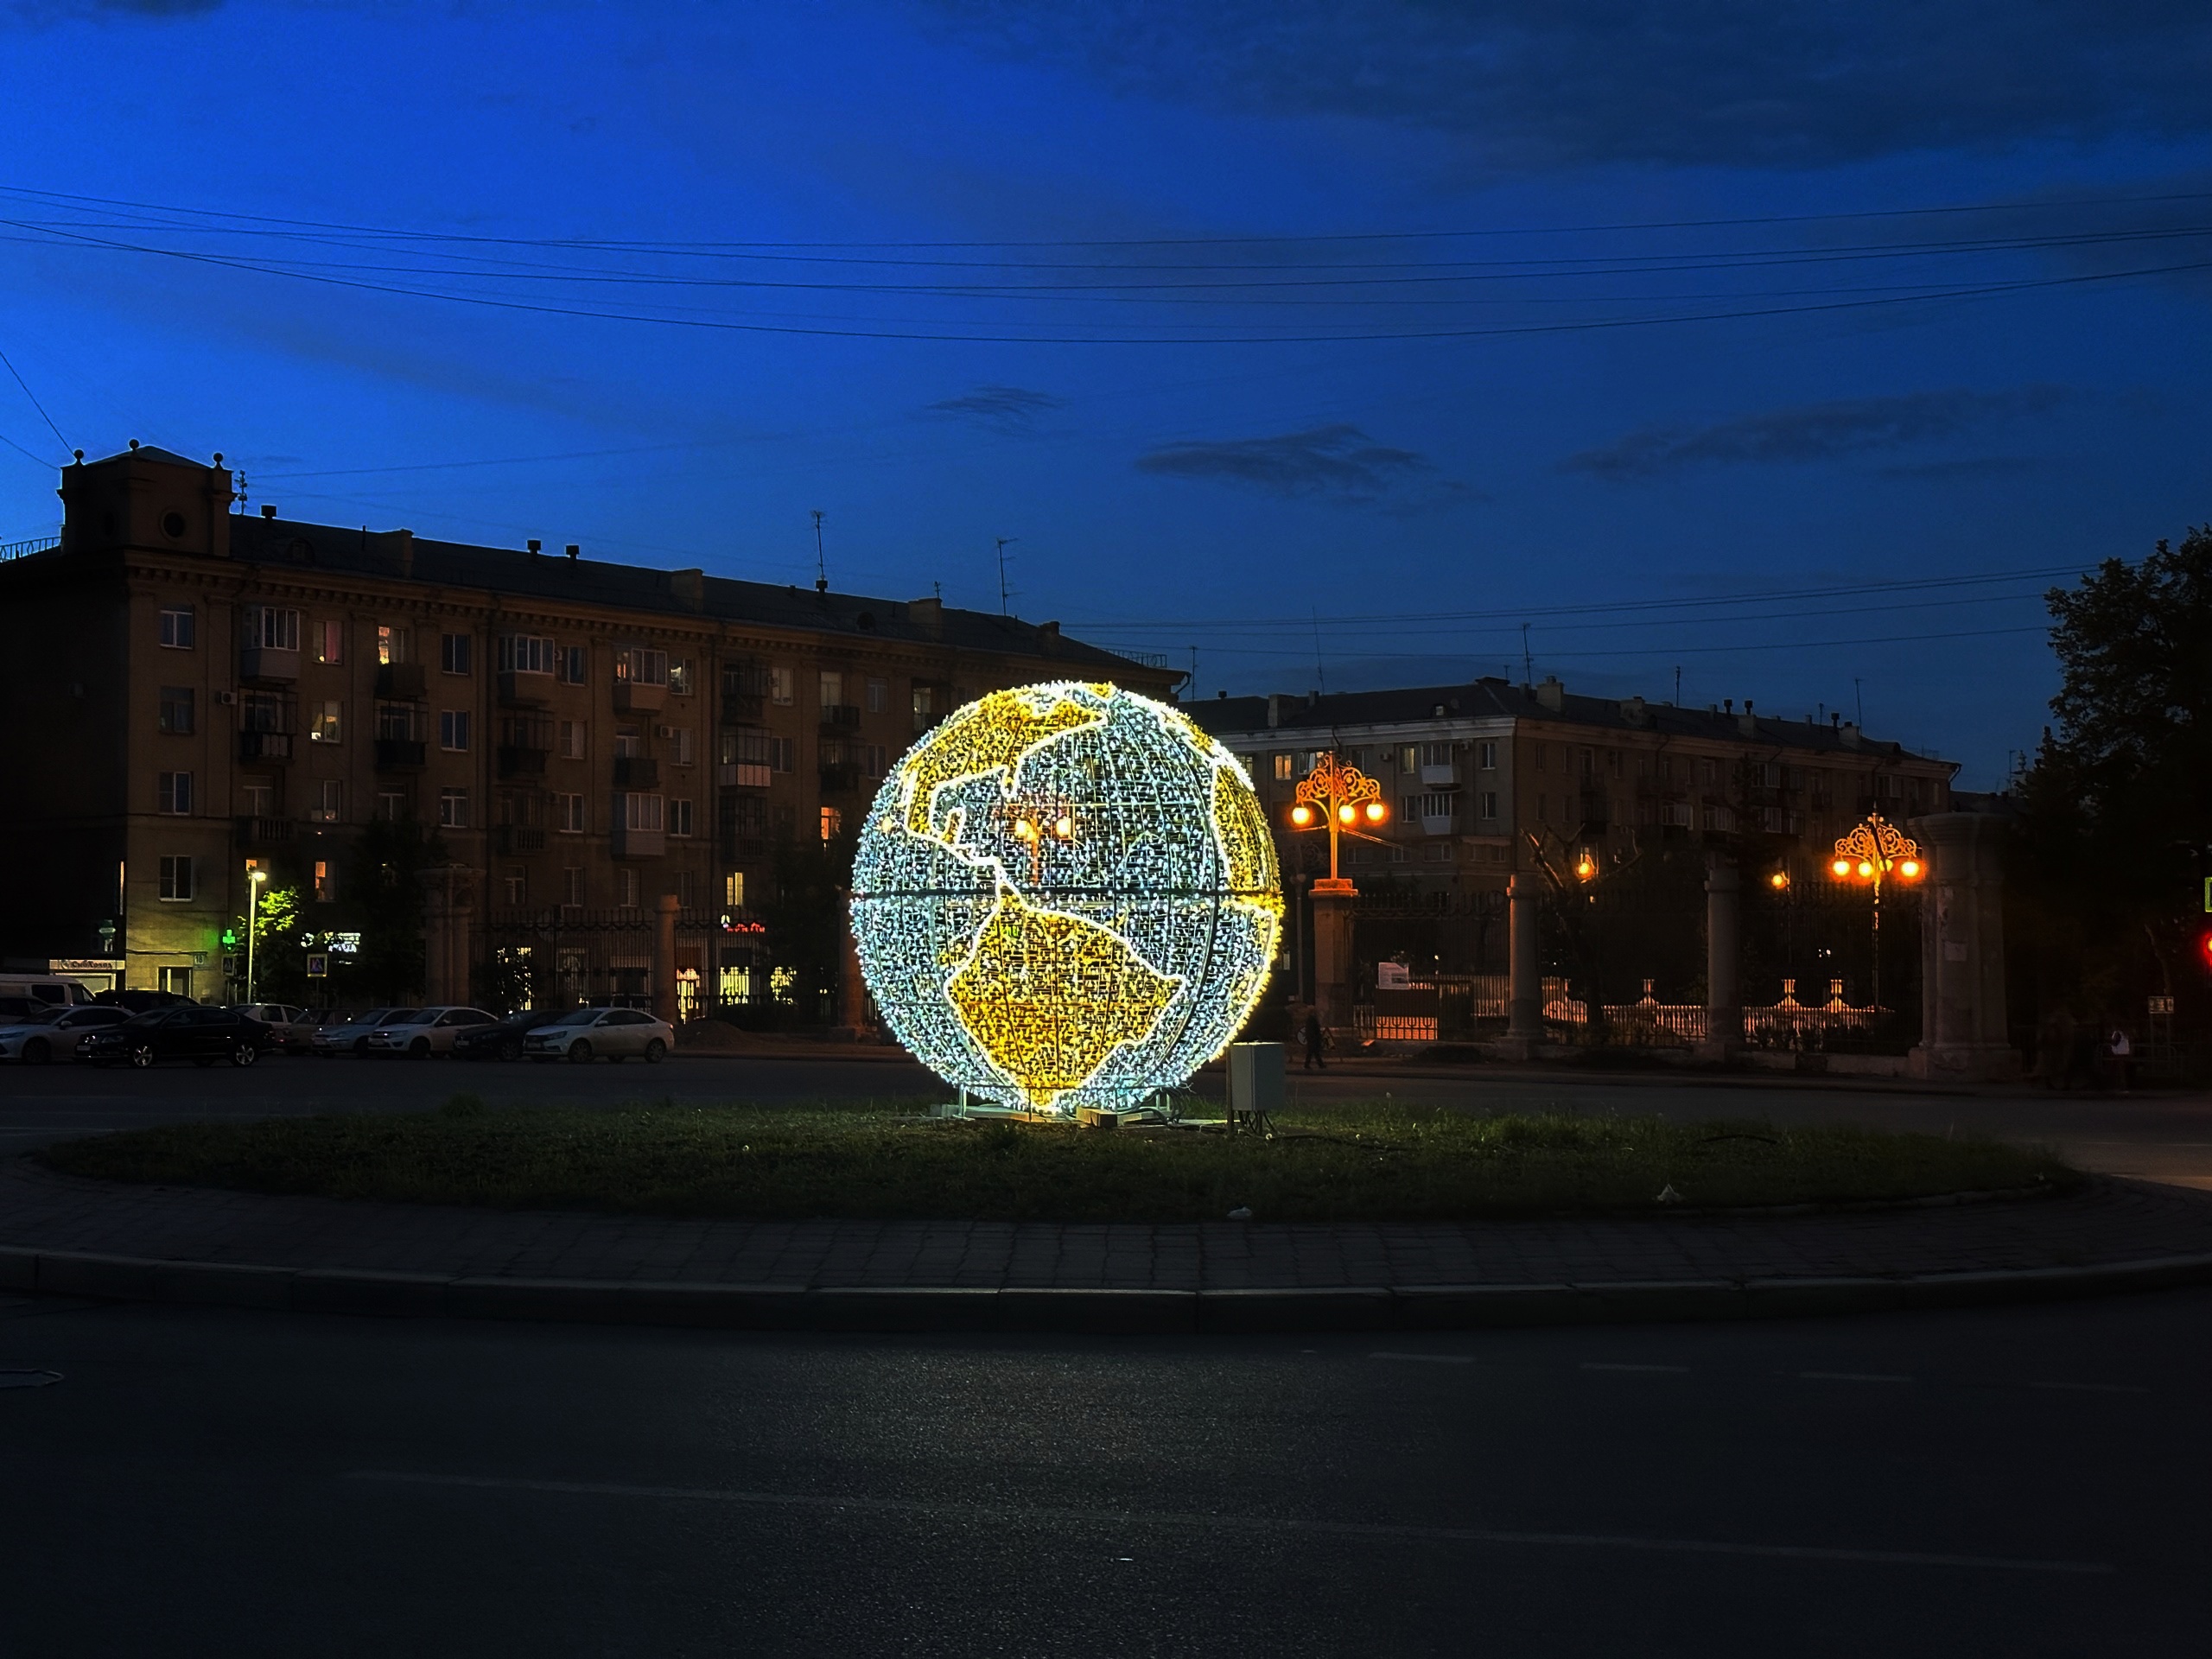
[1505,873,1542,1046]
[1309,876,1358,1034]
[654,893,680,1026]
[1698,853,1739,1059]
[421,865,476,1007]
[1909,812,2018,1081]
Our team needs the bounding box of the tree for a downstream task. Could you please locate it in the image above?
[760,824,860,1026]
[232,883,306,1003]
[2015,525,2212,1024]
[339,817,447,1003]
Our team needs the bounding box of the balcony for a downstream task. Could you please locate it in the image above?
[721,690,765,725]
[719,832,769,863]
[238,646,299,684]
[820,703,862,734]
[234,815,294,847]
[493,824,547,855]
[497,744,550,779]
[374,737,427,770]
[818,761,864,795]
[612,823,665,859]
[718,761,772,789]
[1419,763,1458,787]
[613,679,667,715]
[497,669,554,708]
[375,662,426,700]
[613,755,659,790]
[1576,790,1610,830]
[237,729,294,763]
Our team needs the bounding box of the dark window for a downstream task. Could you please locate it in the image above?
[156,772,193,814]
[158,855,194,900]
[441,632,474,676]
[559,645,588,684]
[158,606,194,649]
[157,686,194,734]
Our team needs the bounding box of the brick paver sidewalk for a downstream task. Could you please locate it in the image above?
[4,1158,2209,1293]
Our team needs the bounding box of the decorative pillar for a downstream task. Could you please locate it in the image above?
[1309,875,1358,1034]
[1909,812,2018,1081]
[654,893,679,1026]
[1699,853,1739,1059]
[422,865,477,1007]
[1506,873,1542,1046]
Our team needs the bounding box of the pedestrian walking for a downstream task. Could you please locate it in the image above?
[1302,1007,1327,1072]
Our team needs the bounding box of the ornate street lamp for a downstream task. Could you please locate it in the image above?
[1828,810,1923,1011]
[1288,752,1389,881]
[245,868,268,1005]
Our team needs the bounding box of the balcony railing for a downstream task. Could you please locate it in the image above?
[497,669,554,708]
[237,730,294,763]
[493,824,547,855]
[234,816,294,846]
[613,680,667,715]
[497,745,550,779]
[612,823,666,859]
[375,662,427,700]
[818,762,864,794]
[717,762,772,789]
[238,646,300,684]
[719,832,770,863]
[820,703,862,734]
[613,755,659,790]
[373,737,427,770]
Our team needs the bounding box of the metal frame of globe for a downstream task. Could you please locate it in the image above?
[849,682,1284,1117]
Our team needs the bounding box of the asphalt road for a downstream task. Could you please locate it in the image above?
[0,1287,2203,1656]
[5,1052,2209,1186]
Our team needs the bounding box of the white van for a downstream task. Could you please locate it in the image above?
[0,975,97,1007]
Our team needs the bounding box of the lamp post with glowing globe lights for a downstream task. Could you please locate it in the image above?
[1288,753,1389,1035]
[1829,811,1923,1013]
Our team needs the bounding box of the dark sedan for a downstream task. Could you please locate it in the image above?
[79,1005,281,1069]
[451,1008,569,1062]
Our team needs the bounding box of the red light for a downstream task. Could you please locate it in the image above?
[2199,929,2212,971]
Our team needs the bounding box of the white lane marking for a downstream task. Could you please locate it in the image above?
[2030,1381,2152,1395]
[1370,1351,1475,1365]
[1799,1371,1913,1383]
[1582,1363,1689,1374]
[346,1471,2112,1574]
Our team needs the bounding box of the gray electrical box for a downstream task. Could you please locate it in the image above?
[1228,1042,1286,1118]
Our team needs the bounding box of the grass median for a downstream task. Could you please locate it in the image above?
[34,1096,2077,1224]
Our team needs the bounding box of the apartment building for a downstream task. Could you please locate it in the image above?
[1198,675,1958,901]
[0,443,1173,999]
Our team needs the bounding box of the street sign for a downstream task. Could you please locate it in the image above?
[306,954,328,978]
[2149,995,2175,1014]
[2203,876,2211,913]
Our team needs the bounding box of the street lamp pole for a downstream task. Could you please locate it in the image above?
[1828,812,1923,1011]
[245,868,268,1004]
[1288,752,1389,880]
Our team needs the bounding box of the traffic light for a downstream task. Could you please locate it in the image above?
[2196,926,2212,974]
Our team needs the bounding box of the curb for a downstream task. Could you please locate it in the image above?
[4,1244,2209,1333]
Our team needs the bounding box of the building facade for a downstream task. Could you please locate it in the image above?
[0,444,1173,1007]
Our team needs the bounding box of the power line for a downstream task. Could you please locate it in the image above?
[0,346,67,451]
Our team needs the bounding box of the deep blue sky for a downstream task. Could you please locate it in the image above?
[3,1,2209,785]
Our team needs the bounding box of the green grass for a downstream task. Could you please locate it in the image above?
[32,1096,2078,1223]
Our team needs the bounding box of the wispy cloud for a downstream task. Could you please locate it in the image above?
[924,385,1066,429]
[1563,386,2075,478]
[1135,423,1441,502]
[1878,454,2051,481]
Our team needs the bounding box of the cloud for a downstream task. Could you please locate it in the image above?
[923,385,1066,429]
[1136,423,1438,500]
[925,3,2212,169]
[1878,454,2051,481]
[1562,386,2075,478]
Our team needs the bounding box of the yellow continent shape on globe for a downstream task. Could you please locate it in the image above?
[946,887,1179,1108]
[898,688,1106,840]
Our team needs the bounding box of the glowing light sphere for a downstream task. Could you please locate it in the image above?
[850,682,1283,1115]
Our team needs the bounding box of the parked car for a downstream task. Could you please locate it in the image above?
[364,1006,499,1058]
[523,1006,675,1064]
[308,1007,422,1057]
[94,988,196,1014]
[79,1005,281,1069]
[230,1004,321,1053]
[0,996,53,1025]
[0,1003,130,1063]
[0,974,99,1007]
[452,1008,569,1062]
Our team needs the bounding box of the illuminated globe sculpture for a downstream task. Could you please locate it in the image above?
[851,682,1282,1115]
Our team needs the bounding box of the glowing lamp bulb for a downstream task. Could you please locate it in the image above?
[1363,800,1385,822]
[1769,871,1789,889]
[1290,804,1313,827]
[1857,860,1874,878]
[1831,858,1851,877]
[1575,855,1595,880]
[1898,858,1921,879]
[1014,819,1037,842]
[1338,803,1357,824]
[1054,815,1075,839]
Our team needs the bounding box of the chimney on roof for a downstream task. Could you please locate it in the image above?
[671,569,704,613]
[1622,696,1649,727]
[259,504,275,519]
[365,527,414,578]
[1840,721,1862,749]
[1267,693,1282,728]
[907,595,943,638]
[1038,620,1060,643]
[564,543,580,561]
[527,539,541,556]
[1738,698,1758,736]
[1535,676,1564,712]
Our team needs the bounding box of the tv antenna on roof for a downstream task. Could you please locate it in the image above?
[810,510,828,593]
[995,536,1017,614]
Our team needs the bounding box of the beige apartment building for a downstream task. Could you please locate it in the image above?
[0,443,1173,1002]
[1198,675,1958,900]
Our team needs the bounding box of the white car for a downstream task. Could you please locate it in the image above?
[231,1004,320,1053]
[365,1007,499,1058]
[0,1003,130,1064]
[522,1007,674,1064]
[309,1007,422,1058]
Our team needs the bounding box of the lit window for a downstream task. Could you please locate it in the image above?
[723,872,745,907]
[314,620,344,664]
[670,659,692,696]
[314,860,334,902]
[313,779,342,823]
[1272,753,1293,781]
[615,647,669,686]
[157,855,194,901]
[377,625,408,665]
[819,805,842,842]
[158,606,194,649]
[310,700,342,744]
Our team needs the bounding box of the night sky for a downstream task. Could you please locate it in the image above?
[3,2,2209,785]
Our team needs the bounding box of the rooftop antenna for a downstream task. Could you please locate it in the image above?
[1521,622,1533,684]
[1674,665,1682,704]
[995,537,1017,614]
[1853,676,1864,726]
[810,510,828,593]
